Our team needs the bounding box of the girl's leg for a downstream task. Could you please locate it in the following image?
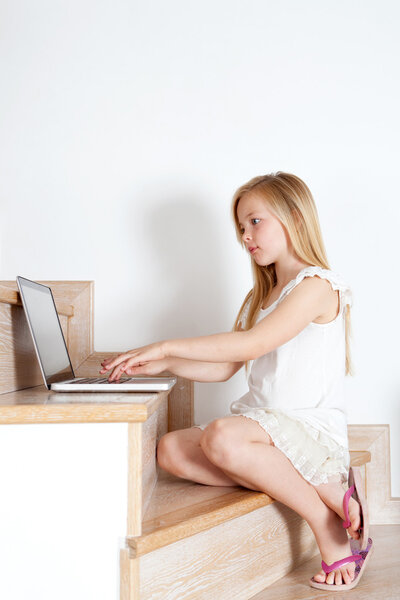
[157,419,276,489]
[199,417,359,586]
[156,426,241,487]
[314,479,361,541]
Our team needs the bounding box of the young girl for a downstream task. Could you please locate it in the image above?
[99,171,373,590]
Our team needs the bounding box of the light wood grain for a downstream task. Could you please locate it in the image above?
[120,548,139,600]
[137,500,318,599]
[141,400,168,519]
[128,423,143,537]
[0,283,74,316]
[0,280,92,394]
[126,396,169,535]
[349,450,371,467]
[0,384,169,423]
[130,480,273,557]
[348,424,400,524]
[167,376,194,432]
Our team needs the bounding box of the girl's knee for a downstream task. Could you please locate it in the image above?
[200,420,237,466]
[155,433,174,470]
[156,430,194,473]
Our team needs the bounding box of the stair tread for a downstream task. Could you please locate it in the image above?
[127,469,274,556]
[0,384,168,424]
[142,468,270,521]
[350,450,371,466]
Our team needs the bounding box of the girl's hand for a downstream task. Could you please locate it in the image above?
[120,358,171,377]
[99,341,167,382]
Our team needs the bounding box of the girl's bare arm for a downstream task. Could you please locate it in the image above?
[121,356,243,382]
[166,357,244,382]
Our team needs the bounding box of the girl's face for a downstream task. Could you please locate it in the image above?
[237,192,292,266]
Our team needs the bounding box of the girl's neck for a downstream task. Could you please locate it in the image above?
[262,263,309,310]
[274,260,310,290]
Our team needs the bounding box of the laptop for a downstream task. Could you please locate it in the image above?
[16,276,177,392]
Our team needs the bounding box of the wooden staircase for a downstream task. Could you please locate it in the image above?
[0,280,381,599]
[120,448,371,599]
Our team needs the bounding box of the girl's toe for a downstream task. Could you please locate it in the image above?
[335,569,343,585]
[326,570,336,585]
[313,569,326,582]
[343,567,353,585]
[313,565,355,586]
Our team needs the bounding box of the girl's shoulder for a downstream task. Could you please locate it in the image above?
[279,266,353,308]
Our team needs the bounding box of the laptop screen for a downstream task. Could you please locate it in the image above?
[16,276,75,389]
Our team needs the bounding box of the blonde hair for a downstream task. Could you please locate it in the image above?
[230,171,354,378]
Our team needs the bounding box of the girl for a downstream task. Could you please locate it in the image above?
[99,171,373,590]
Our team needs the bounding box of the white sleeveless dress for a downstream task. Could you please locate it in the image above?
[193,266,353,486]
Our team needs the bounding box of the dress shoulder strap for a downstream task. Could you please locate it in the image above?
[279,266,353,308]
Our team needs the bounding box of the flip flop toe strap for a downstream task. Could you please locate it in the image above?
[322,553,362,574]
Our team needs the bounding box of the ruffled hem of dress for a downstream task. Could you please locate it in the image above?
[281,266,353,308]
[229,411,350,486]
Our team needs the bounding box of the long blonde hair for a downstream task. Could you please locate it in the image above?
[230,172,354,377]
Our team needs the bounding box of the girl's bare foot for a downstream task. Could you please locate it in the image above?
[312,507,358,586]
[314,481,361,541]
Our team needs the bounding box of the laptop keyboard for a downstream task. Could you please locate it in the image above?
[69,377,125,384]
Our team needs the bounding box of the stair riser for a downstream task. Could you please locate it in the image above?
[122,501,319,599]
[141,401,168,516]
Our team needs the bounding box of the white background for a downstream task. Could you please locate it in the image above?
[1,1,399,598]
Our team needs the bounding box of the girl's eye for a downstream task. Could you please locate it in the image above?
[240,218,260,234]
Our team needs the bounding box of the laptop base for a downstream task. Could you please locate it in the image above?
[50,376,177,392]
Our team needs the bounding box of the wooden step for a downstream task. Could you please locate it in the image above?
[0,384,169,424]
[129,468,276,557]
[120,450,371,599]
[122,469,319,599]
[350,450,371,467]
[129,450,371,557]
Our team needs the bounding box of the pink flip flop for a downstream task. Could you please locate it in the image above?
[309,465,374,590]
[309,536,374,590]
[342,466,370,551]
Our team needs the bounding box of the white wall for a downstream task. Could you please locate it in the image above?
[1,1,399,598]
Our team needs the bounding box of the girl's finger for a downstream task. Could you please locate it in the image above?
[101,350,139,373]
[104,354,130,372]
[100,360,114,371]
[109,366,125,380]
[109,357,140,379]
